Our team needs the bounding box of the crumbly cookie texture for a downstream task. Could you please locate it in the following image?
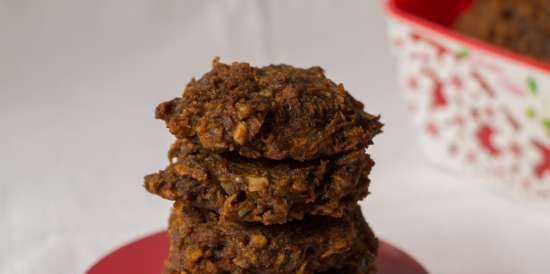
[156,58,382,161]
[144,139,373,225]
[455,0,550,62]
[163,203,378,274]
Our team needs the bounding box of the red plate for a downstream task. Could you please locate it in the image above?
[85,231,428,274]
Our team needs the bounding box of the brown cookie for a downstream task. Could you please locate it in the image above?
[155,58,382,161]
[163,203,378,274]
[455,0,550,62]
[144,139,373,225]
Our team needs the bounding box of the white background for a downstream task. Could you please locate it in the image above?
[1,1,549,274]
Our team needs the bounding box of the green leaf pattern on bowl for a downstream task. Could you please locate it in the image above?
[455,49,470,60]
[527,76,538,96]
[525,77,550,139]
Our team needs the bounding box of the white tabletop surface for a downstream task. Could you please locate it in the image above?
[1,1,549,274]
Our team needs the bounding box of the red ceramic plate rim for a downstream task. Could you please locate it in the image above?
[84,230,429,274]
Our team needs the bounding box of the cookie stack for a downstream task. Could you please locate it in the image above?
[145,59,383,274]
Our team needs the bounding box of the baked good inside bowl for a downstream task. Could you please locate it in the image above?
[455,0,550,62]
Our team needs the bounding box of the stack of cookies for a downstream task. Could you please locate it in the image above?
[145,59,383,274]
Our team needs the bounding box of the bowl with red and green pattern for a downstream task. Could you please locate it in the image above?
[386,0,550,200]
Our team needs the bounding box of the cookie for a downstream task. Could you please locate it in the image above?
[156,58,382,161]
[145,139,373,225]
[163,203,378,274]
